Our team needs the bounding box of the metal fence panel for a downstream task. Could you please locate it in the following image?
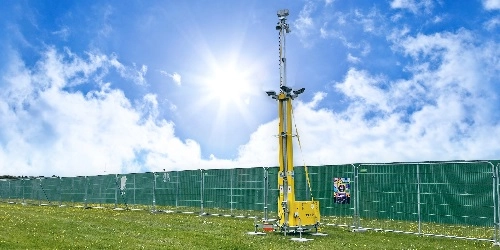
[59,176,86,207]
[231,168,266,217]
[358,163,419,231]
[86,175,119,208]
[311,164,355,227]
[177,170,201,209]
[202,169,231,214]
[0,161,498,241]
[39,177,60,205]
[118,173,154,209]
[357,162,494,239]
[266,167,279,217]
[154,171,180,208]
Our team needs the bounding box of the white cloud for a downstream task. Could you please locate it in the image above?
[166,99,177,112]
[235,122,277,167]
[390,0,434,14]
[335,69,390,111]
[347,53,361,64]
[0,48,231,177]
[356,8,384,34]
[319,9,382,57]
[307,92,327,109]
[170,72,181,85]
[293,1,317,47]
[97,4,114,38]
[390,0,417,11]
[325,0,334,6]
[319,23,341,39]
[483,0,500,10]
[100,53,148,86]
[236,29,500,165]
[125,64,147,85]
[432,15,443,23]
[52,26,70,40]
[160,71,182,85]
[484,17,500,30]
[1,30,498,177]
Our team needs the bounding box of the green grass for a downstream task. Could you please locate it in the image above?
[0,203,496,249]
[321,216,495,240]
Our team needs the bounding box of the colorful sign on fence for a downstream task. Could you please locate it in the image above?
[333,177,350,204]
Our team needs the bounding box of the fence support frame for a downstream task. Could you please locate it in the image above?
[152,172,157,212]
[200,169,205,215]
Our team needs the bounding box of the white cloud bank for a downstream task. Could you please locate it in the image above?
[0,47,233,177]
[0,28,499,177]
[237,29,500,166]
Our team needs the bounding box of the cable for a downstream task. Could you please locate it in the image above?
[290,102,314,201]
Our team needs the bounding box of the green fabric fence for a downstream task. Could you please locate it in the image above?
[1,161,499,241]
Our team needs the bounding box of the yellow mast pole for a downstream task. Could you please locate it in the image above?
[266,9,320,235]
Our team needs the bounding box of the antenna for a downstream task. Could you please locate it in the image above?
[276,9,291,89]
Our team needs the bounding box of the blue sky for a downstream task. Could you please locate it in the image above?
[0,0,499,177]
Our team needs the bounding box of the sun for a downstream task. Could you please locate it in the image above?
[200,61,253,106]
[189,47,268,133]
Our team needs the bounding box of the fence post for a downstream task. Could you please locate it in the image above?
[38,178,42,206]
[7,180,11,203]
[352,164,360,229]
[133,174,136,207]
[200,169,205,215]
[58,177,62,207]
[264,167,269,221]
[84,176,88,208]
[21,179,25,205]
[417,164,422,235]
[114,174,118,209]
[97,177,101,207]
[494,163,499,245]
[176,171,179,208]
[71,178,74,206]
[230,168,234,215]
[152,172,157,212]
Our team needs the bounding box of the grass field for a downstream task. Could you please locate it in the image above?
[0,203,495,249]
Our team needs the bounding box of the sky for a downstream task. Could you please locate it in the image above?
[0,0,499,177]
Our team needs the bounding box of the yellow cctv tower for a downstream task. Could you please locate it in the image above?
[264,9,321,235]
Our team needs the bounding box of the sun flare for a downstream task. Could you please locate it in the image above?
[201,63,253,105]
